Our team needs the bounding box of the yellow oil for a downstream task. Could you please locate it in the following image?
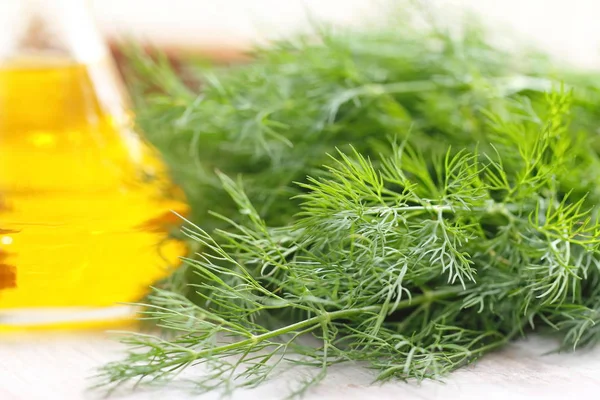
[0,57,188,316]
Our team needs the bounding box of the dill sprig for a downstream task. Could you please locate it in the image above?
[98,8,600,397]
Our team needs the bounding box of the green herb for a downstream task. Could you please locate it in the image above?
[98,8,600,398]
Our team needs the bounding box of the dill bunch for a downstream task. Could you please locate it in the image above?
[99,9,600,397]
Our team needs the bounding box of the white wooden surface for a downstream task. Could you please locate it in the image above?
[2,332,600,400]
[3,1,600,399]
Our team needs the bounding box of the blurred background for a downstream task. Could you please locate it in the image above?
[93,0,600,68]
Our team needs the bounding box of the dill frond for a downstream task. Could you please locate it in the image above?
[98,8,600,397]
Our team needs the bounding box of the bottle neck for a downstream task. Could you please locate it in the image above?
[0,0,106,63]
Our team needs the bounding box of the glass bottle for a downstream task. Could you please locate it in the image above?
[0,0,188,328]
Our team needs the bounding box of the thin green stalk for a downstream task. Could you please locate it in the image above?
[142,287,464,373]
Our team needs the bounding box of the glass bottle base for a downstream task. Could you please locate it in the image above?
[0,305,136,330]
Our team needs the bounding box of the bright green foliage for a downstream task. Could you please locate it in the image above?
[98,11,600,397]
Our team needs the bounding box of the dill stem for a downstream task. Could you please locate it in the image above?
[149,287,464,371]
[362,201,525,217]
